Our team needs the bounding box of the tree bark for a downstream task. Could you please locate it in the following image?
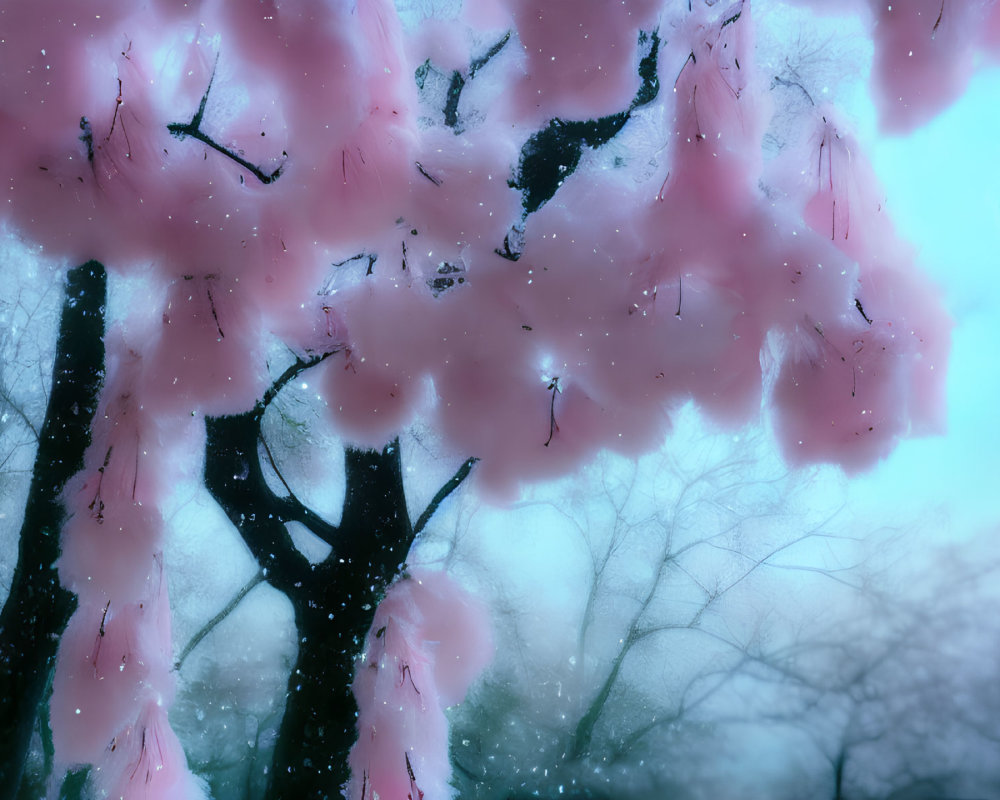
[267,443,413,800]
[0,262,107,799]
[206,391,422,799]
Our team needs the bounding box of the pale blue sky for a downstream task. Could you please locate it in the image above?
[851,68,1000,537]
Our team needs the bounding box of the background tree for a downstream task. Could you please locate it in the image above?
[439,437,1000,800]
[742,536,1000,800]
[439,420,854,799]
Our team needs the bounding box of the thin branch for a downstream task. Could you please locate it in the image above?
[771,74,815,106]
[413,456,479,536]
[167,56,286,185]
[272,494,339,546]
[414,161,442,186]
[543,377,560,447]
[0,386,38,441]
[174,570,266,671]
[468,31,511,79]
[258,433,295,496]
[262,351,335,410]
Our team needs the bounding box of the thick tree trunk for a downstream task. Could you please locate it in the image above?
[205,404,418,800]
[833,748,846,800]
[267,443,414,800]
[266,564,376,800]
[0,262,107,799]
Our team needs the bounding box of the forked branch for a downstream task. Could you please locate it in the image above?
[167,57,286,184]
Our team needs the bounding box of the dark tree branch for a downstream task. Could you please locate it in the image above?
[413,456,480,537]
[469,31,511,78]
[0,385,39,442]
[415,161,442,185]
[442,31,510,129]
[167,58,286,185]
[263,352,334,408]
[174,570,266,671]
[204,353,341,578]
[338,440,414,574]
[258,432,295,496]
[510,29,660,217]
[205,358,340,580]
[204,410,317,596]
[544,377,560,447]
[272,494,339,546]
[259,433,338,546]
[203,355,341,595]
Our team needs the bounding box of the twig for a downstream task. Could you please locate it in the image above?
[413,457,479,536]
[174,570,266,671]
[167,55,285,184]
[262,352,335,410]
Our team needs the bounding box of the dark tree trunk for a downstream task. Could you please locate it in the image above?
[833,748,846,800]
[268,444,413,800]
[206,391,423,800]
[0,262,107,799]
[268,570,366,800]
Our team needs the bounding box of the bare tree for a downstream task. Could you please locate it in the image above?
[695,534,1000,800]
[444,424,856,799]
